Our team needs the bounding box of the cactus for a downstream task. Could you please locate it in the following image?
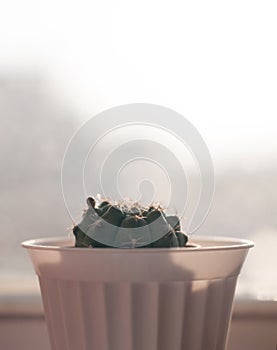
[73,197,189,248]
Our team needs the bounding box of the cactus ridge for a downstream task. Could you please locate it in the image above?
[73,197,188,248]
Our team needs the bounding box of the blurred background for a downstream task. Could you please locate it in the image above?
[0,0,276,329]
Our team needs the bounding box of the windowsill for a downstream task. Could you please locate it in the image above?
[1,271,276,318]
[232,298,277,319]
[1,294,276,350]
[0,293,43,318]
[0,290,276,319]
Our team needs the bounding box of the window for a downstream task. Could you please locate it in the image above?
[1,0,276,304]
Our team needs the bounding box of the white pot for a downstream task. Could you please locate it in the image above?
[22,236,253,350]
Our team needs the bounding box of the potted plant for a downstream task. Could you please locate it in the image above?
[22,197,253,350]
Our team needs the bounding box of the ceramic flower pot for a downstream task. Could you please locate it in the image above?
[22,236,253,350]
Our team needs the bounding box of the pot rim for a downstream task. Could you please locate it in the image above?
[22,235,254,253]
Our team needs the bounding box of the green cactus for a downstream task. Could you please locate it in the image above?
[73,197,189,248]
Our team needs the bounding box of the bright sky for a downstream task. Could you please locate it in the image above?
[1,0,277,162]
